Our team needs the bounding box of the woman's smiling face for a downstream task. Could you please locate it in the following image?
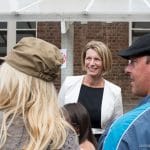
[84,49,103,77]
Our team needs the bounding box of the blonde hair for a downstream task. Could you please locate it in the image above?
[0,63,71,150]
[81,40,112,75]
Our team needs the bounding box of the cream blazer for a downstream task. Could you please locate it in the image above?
[58,75,123,132]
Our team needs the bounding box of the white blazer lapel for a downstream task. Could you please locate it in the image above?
[65,75,84,104]
[101,80,115,128]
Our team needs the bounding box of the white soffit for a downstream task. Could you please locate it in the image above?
[0,0,150,21]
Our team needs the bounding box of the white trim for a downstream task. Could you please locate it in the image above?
[129,21,132,45]
[36,21,38,37]
[7,20,16,53]
[16,29,36,31]
[61,23,74,83]
[132,28,150,30]
[1,14,150,22]
[61,21,70,34]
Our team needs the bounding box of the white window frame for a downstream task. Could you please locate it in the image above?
[7,21,37,53]
[0,22,7,57]
[131,22,150,43]
[16,21,37,42]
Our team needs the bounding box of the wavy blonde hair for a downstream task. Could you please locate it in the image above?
[0,63,71,150]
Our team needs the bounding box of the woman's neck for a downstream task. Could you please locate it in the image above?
[83,75,104,88]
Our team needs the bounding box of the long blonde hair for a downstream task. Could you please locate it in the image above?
[0,63,70,150]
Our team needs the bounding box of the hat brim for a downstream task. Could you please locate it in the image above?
[118,47,150,59]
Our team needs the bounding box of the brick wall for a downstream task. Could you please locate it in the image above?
[37,22,61,91]
[37,22,141,112]
[74,22,140,112]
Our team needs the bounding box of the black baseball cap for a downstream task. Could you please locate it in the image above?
[118,34,150,59]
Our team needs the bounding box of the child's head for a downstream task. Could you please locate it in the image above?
[63,102,97,148]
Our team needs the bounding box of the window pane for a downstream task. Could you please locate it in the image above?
[0,31,7,56]
[16,31,36,42]
[0,22,7,29]
[132,30,150,42]
[0,31,7,64]
[17,22,36,29]
[133,22,150,28]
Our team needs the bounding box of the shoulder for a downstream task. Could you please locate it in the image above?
[63,75,84,85]
[103,103,150,149]
[118,106,150,149]
[104,79,121,92]
[61,129,80,150]
[65,75,84,82]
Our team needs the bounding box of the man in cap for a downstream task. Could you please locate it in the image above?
[98,34,150,150]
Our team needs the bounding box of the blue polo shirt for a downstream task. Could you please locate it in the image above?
[101,95,150,150]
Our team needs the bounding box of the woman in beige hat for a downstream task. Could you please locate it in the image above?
[0,37,79,150]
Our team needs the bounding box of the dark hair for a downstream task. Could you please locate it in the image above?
[63,103,97,149]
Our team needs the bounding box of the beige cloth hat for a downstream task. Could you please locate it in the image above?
[4,37,63,82]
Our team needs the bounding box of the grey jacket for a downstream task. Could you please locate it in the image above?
[0,113,80,150]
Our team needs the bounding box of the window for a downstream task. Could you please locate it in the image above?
[0,22,7,64]
[132,22,150,42]
[16,22,37,42]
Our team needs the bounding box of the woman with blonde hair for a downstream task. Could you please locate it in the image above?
[59,40,123,141]
[0,37,79,150]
